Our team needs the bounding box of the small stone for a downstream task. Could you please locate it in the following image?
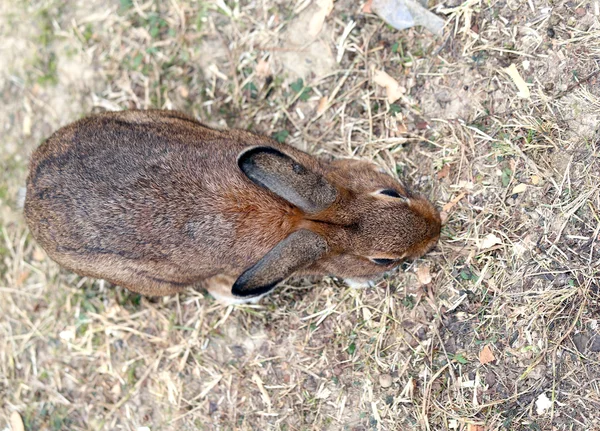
[575,7,586,16]
[547,27,555,38]
[589,335,600,352]
[379,373,393,388]
[573,333,590,353]
[404,330,419,348]
[231,345,245,358]
[485,371,496,387]
[528,365,546,381]
[209,400,218,415]
[444,337,458,355]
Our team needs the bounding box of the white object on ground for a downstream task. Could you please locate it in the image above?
[344,279,375,289]
[372,0,445,35]
[503,63,531,99]
[535,392,553,415]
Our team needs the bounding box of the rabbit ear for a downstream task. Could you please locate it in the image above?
[238,146,337,213]
[232,229,327,298]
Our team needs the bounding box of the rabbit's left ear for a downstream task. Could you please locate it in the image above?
[238,146,337,213]
[232,229,327,298]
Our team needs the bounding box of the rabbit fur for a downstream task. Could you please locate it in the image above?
[24,110,441,304]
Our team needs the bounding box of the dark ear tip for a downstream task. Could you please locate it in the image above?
[237,146,284,171]
[231,277,281,298]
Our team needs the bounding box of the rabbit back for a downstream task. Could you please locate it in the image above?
[25,110,295,294]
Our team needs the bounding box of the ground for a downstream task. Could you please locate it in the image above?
[1,0,599,430]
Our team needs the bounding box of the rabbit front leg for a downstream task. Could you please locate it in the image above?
[344,278,376,289]
[202,274,266,305]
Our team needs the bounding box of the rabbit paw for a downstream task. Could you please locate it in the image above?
[344,278,375,289]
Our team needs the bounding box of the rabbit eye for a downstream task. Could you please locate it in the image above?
[370,258,399,266]
[378,189,404,199]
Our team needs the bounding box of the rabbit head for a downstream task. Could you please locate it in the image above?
[232,146,441,298]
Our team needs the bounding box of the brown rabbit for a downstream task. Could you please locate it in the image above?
[24,110,441,304]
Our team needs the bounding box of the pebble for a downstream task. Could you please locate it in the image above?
[590,335,600,352]
[379,373,393,388]
[528,364,547,381]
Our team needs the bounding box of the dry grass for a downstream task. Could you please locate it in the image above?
[1,0,600,430]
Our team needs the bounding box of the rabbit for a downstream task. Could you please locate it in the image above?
[24,109,441,305]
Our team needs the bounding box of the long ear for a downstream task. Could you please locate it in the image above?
[232,229,327,298]
[238,146,337,213]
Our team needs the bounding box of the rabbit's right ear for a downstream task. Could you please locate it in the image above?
[232,229,327,298]
[238,146,337,213]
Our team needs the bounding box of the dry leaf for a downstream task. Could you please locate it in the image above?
[442,192,466,212]
[478,345,495,365]
[437,164,450,180]
[416,264,432,285]
[511,183,527,194]
[10,412,25,431]
[316,96,328,115]
[457,180,475,190]
[479,233,502,250]
[317,0,334,14]
[503,63,530,99]
[252,373,272,408]
[467,425,485,431]
[308,0,334,37]
[373,69,405,103]
[16,270,30,286]
[362,306,372,322]
[535,392,552,415]
[362,0,373,13]
[315,386,332,399]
